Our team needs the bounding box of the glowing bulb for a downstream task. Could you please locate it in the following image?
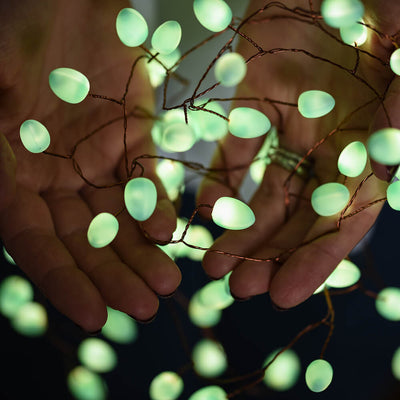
[67,366,107,400]
[2,246,16,265]
[321,0,364,28]
[305,359,333,393]
[11,301,48,336]
[367,128,400,165]
[193,0,232,32]
[337,141,367,177]
[390,48,400,75]
[229,107,271,139]
[124,177,157,221]
[87,213,119,248]
[151,21,182,55]
[192,339,227,378]
[20,119,51,153]
[340,20,367,46]
[116,8,148,47]
[102,307,138,344]
[149,371,184,400]
[162,122,197,152]
[0,275,34,317]
[212,196,255,230]
[387,181,400,211]
[188,292,222,328]
[156,159,185,202]
[325,259,361,288]
[311,183,349,217]
[49,68,90,104]
[392,347,400,380]
[185,225,214,261]
[263,349,301,391]
[298,90,335,118]
[78,338,118,373]
[198,279,234,310]
[376,287,400,321]
[146,48,181,88]
[214,52,247,87]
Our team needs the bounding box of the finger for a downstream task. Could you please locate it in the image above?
[269,175,386,309]
[0,185,107,332]
[81,184,182,297]
[42,189,159,322]
[0,133,16,211]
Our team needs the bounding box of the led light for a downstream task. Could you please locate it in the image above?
[390,48,400,75]
[321,0,364,29]
[229,107,271,139]
[311,182,350,217]
[392,347,400,380]
[387,181,400,211]
[185,225,214,261]
[376,287,400,321]
[11,301,48,336]
[146,48,181,88]
[2,246,16,265]
[367,128,400,165]
[193,0,232,32]
[49,68,90,104]
[87,213,119,248]
[298,90,335,119]
[214,52,247,87]
[124,177,157,221]
[305,359,333,393]
[102,307,138,344]
[212,197,255,230]
[0,275,34,317]
[20,119,51,153]
[337,141,367,177]
[78,338,118,373]
[198,279,234,310]
[67,366,107,400]
[340,20,367,46]
[325,259,361,288]
[188,291,222,328]
[151,21,182,55]
[192,339,227,378]
[156,159,185,202]
[149,371,184,400]
[116,8,148,47]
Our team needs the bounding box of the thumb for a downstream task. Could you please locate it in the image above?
[370,76,400,181]
[0,133,16,211]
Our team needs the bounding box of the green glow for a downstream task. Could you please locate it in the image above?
[376,287,400,321]
[188,386,227,400]
[390,48,400,76]
[326,259,361,288]
[198,279,234,310]
[185,225,214,261]
[151,21,182,55]
[156,159,185,202]
[214,52,247,87]
[160,218,190,259]
[387,181,400,211]
[337,141,367,177]
[188,291,222,328]
[305,359,333,393]
[298,90,335,119]
[116,8,148,47]
[124,177,157,221]
[20,119,51,153]
[78,338,117,373]
[392,347,400,380]
[0,275,34,318]
[193,0,232,32]
[263,349,301,391]
[146,48,181,88]
[149,371,184,400]
[340,20,367,46]
[250,159,267,185]
[87,213,119,248]
[212,196,255,230]
[321,0,364,29]
[192,339,227,378]
[189,100,228,142]
[2,246,16,265]
[49,68,90,104]
[67,366,107,400]
[229,107,271,139]
[311,182,350,217]
[367,128,400,165]
[11,301,47,336]
[162,122,197,153]
[313,283,326,295]
[102,307,138,344]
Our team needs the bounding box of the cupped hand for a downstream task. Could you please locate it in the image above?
[0,0,181,331]
[197,0,398,308]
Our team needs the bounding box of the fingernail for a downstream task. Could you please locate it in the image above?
[230,289,251,302]
[131,313,157,324]
[158,290,176,299]
[271,301,290,312]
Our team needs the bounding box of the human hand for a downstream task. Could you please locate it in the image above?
[0,0,181,332]
[197,0,398,308]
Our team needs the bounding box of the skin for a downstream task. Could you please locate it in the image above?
[197,0,400,308]
[0,0,181,332]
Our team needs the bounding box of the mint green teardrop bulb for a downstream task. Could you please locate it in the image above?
[367,128,400,165]
[87,213,119,248]
[78,338,118,373]
[390,48,400,75]
[124,177,157,221]
[337,141,367,177]
[116,8,148,47]
[214,52,247,87]
[151,21,182,55]
[67,366,107,400]
[387,180,400,211]
[193,0,232,32]
[49,68,90,104]
[149,371,184,400]
[321,0,364,28]
[102,307,138,344]
[146,48,181,88]
[298,90,335,118]
[20,120,51,153]
[188,386,227,400]
[188,291,222,328]
[229,107,271,139]
[198,279,234,310]
[192,339,227,378]
[311,182,349,216]
[325,259,361,288]
[392,347,400,380]
[162,122,197,152]
[376,287,400,321]
[11,301,48,336]
[340,20,367,46]
[305,359,333,392]
[0,275,34,318]
[212,196,255,230]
